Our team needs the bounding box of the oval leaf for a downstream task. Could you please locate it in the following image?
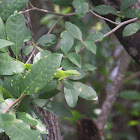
[67,53,81,68]
[72,0,89,17]
[120,0,137,11]
[83,41,97,54]
[86,32,104,42]
[37,34,57,47]
[44,100,73,118]
[0,17,6,39]
[0,61,26,75]
[65,22,83,41]
[64,81,78,108]
[119,90,140,100]
[0,0,29,21]
[60,30,74,54]
[6,13,26,57]
[0,39,14,49]
[19,54,63,96]
[123,23,140,37]
[72,82,98,100]
[94,5,117,15]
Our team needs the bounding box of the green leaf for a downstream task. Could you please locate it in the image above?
[0,17,6,39]
[0,89,4,104]
[83,41,97,54]
[52,0,73,6]
[60,30,74,54]
[19,54,63,95]
[6,13,26,57]
[24,27,32,42]
[0,114,14,128]
[37,80,59,99]
[0,98,15,113]
[22,45,34,56]
[0,86,12,98]
[93,5,117,15]
[33,50,51,64]
[17,112,46,134]
[119,90,140,100]
[75,44,82,53]
[82,64,97,71]
[64,81,78,108]
[65,22,83,41]
[120,0,138,11]
[0,39,14,49]
[5,121,40,140]
[37,89,59,99]
[32,99,48,108]
[33,99,73,117]
[9,74,23,97]
[123,8,140,18]
[0,53,13,62]
[62,59,73,70]
[37,34,57,47]
[123,23,140,37]
[0,61,26,75]
[44,100,73,118]
[17,112,37,126]
[67,53,81,68]
[17,96,30,112]
[0,0,29,21]
[86,32,104,42]
[72,82,98,100]
[72,0,89,17]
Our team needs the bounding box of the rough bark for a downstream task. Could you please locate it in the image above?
[97,51,130,139]
[90,0,140,65]
[35,107,62,140]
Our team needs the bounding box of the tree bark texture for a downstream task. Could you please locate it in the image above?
[90,0,140,65]
[35,107,62,140]
[97,51,130,139]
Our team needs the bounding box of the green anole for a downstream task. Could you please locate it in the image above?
[54,69,80,84]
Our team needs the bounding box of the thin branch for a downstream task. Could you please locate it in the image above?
[25,48,36,64]
[123,71,140,83]
[103,17,138,38]
[20,7,76,17]
[4,95,25,114]
[89,10,119,25]
[97,51,131,133]
[80,18,138,53]
[14,96,25,111]
[47,16,64,34]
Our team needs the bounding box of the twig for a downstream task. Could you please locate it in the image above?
[25,48,36,64]
[89,10,119,25]
[97,51,130,134]
[4,95,25,113]
[123,71,140,83]
[19,7,76,17]
[47,16,64,34]
[103,17,138,38]
[14,96,25,111]
[80,17,138,52]
[28,1,34,8]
